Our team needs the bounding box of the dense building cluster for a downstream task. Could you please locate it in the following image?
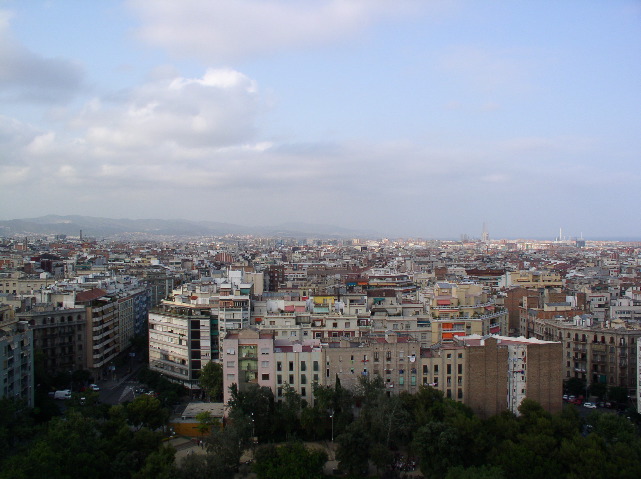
[1,233,640,416]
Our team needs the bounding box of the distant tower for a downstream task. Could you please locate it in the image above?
[80,229,83,241]
[481,223,489,243]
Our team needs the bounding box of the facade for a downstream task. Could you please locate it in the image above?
[420,344,467,401]
[324,332,421,395]
[17,305,87,374]
[0,312,34,407]
[527,315,640,396]
[221,329,276,405]
[273,341,323,403]
[462,335,562,418]
[149,301,218,389]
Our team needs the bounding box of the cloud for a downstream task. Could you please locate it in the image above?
[0,10,84,103]
[72,67,262,152]
[127,0,424,62]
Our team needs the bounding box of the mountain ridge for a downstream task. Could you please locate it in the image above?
[0,215,378,239]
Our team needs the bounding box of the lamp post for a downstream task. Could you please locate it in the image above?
[329,409,334,442]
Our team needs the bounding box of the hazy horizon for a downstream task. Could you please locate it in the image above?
[1,1,639,240]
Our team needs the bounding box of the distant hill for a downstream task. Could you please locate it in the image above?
[0,215,377,239]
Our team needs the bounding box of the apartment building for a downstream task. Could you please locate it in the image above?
[17,305,87,374]
[427,282,508,343]
[149,301,218,390]
[273,340,323,403]
[462,335,562,418]
[528,315,640,396]
[0,311,34,407]
[420,344,467,401]
[221,329,276,405]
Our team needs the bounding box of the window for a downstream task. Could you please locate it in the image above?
[313,360,319,371]
[226,348,235,355]
[301,374,307,384]
[458,364,462,374]
[227,361,235,368]
[301,387,306,396]
[261,361,269,368]
[261,374,269,381]
[447,364,452,374]
[289,374,294,384]
[277,375,282,384]
[227,373,235,380]
[386,351,392,361]
[289,361,294,371]
[399,376,404,385]
[434,365,439,374]
[277,362,282,371]
[345,322,350,328]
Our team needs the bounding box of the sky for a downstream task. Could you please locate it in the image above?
[0,0,640,240]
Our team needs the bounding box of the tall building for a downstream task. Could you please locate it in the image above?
[462,335,562,418]
[17,305,87,374]
[0,307,34,407]
[148,301,218,390]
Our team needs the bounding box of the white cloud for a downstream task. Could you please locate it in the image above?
[72,68,262,152]
[0,9,83,103]
[127,0,425,62]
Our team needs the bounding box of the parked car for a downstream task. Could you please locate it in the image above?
[562,394,569,401]
[584,402,597,409]
[90,384,100,391]
[54,389,72,400]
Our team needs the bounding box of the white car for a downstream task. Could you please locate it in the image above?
[90,384,100,391]
[584,402,597,409]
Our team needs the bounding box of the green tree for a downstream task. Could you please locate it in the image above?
[198,361,223,401]
[227,383,275,441]
[335,422,371,476]
[252,442,327,479]
[205,414,252,471]
[178,453,234,479]
[413,421,465,479]
[275,384,305,440]
[133,446,177,479]
[564,377,586,397]
[589,382,607,400]
[195,411,220,437]
[445,465,506,479]
[126,394,169,431]
[607,386,628,404]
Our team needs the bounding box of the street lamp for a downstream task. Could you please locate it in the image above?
[329,409,334,442]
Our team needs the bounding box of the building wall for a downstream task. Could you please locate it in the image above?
[0,320,34,407]
[17,307,87,374]
[524,342,563,414]
[466,337,508,418]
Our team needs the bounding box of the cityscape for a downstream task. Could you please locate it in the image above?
[1,1,640,478]
[1,225,641,477]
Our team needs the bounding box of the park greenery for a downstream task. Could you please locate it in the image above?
[2,371,641,478]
